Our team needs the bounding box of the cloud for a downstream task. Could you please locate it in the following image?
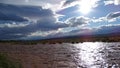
[59,27,93,36]
[62,0,78,6]
[0,0,62,5]
[104,0,120,5]
[18,24,120,40]
[0,3,54,20]
[0,3,120,40]
[0,0,65,11]
[0,11,28,22]
[28,27,92,39]
[114,0,120,5]
[95,24,120,34]
[0,3,81,40]
[0,3,63,40]
[90,11,120,23]
[1,5,118,40]
[91,17,106,23]
[104,0,114,5]
[61,24,120,38]
[0,15,90,40]
[0,22,29,28]
[65,16,90,27]
[0,17,68,40]
[107,11,120,19]
[62,0,100,9]
[2,0,117,12]
[29,20,68,31]
[44,24,120,39]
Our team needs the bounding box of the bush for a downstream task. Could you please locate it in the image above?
[0,53,22,68]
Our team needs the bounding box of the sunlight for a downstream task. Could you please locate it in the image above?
[81,42,99,51]
[79,1,92,14]
[75,42,105,67]
[79,0,95,14]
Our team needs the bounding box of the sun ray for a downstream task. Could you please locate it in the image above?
[78,0,97,14]
[79,0,92,14]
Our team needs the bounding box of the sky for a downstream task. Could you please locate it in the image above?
[0,0,120,40]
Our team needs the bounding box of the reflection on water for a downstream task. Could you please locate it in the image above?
[0,42,120,68]
[73,42,120,68]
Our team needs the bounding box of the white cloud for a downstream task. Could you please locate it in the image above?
[104,0,114,5]
[28,30,59,37]
[106,11,120,20]
[114,0,120,5]
[104,0,120,5]
[62,0,100,9]
[65,16,90,27]
[0,22,29,28]
[90,11,120,23]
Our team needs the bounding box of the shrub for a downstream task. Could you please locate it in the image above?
[0,53,22,68]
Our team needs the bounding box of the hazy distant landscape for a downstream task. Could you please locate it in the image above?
[0,33,120,45]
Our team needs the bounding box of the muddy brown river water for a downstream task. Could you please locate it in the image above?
[0,42,120,68]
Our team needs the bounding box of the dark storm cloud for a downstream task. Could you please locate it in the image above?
[0,20,68,40]
[107,11,120,19]
[0,3,68,40]
[0,11,28,22]
[63,0,78,6]
[0,3,53,19]
[35,20,68,31]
